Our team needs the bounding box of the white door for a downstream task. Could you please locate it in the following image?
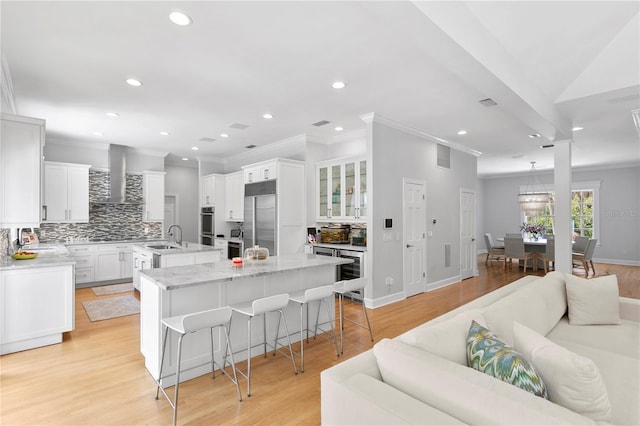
[460,189,476,280]
[403,179,426,297]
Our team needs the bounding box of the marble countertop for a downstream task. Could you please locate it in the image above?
[140,254,353,290]
[0,244,76,271]
[132,241,221,255]
[51,238,167,246]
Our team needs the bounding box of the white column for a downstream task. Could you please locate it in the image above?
[554,140,572,273]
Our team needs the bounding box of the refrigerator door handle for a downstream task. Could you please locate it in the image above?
[251,196,257,248]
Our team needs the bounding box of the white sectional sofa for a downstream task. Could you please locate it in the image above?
[321,272,640,425]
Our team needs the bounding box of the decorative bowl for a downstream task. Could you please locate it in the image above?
[11,251,38,260]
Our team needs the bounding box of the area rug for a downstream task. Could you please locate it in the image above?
[82,295,140,322]
[91,282,134,296]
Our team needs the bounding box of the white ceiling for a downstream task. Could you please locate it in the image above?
[2,1,639,176]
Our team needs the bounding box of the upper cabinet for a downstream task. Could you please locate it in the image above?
[317,157,367,222]
[0,113,45,228]
[201,174,216,207]
[244,160,277,184]
[43,162,91,223]
[143,171,165,222]
[224,171,244,222]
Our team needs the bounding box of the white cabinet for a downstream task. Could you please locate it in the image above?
[243,160,277,183]
[201,174,217,207]
[95,244,134,282]
[215,239,228,258]
[1,264,74,355]
[0,113,45,228]
[132,247,154,291]
[43,162,91,223]
[143,171,165,222]
[67,244,96,285]
[224,171,244,221]
[317,157,367,222]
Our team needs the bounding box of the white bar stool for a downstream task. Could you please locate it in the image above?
[334,278,374,354]
[155,307,242,426]
[288,284,340,372]
[231,293,298,396]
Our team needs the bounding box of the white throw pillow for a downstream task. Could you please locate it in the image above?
[513,321,613,423]
[411,309,487,365]
[565,274,620,325]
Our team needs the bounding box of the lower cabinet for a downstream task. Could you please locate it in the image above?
[95,244,134,282]
[0,264,74,355]
[67,245,96,285]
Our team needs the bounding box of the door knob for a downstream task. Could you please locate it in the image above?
[406,244,413,248]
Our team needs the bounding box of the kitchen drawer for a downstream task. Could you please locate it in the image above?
[68,245,95,255]
[73,255,94,268]
[75,268,94,284]
[97,244,133,253]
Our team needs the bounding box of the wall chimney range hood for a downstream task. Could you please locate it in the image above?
[92,144,141,204]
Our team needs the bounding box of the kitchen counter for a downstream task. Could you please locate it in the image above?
[140,253,352,290]
[140,253,352,385]
[0,244,76,270]
[132,241,221,256]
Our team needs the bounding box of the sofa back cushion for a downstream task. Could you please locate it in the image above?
[373,338,595,425]
[398,309,487,365]
[483,272,566,345]
[565,274,621,325]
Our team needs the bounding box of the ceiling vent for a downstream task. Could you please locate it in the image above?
[245,144,257,149]
[312,120,331,127]
[230,123,250,130]
[540,144,555,149]
[478,98,498,107]
[199,137,216,142]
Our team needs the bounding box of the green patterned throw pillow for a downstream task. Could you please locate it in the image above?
[467,320,548,399]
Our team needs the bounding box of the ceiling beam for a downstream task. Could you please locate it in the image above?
[409,1,572,141]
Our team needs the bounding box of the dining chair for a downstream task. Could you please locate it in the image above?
[484,233,505,265]
[572,236,589,254]
[503,236,536,271]
[573,238,597,276]
[536,235,555,274]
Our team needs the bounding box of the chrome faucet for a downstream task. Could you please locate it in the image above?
[167,224,183,246]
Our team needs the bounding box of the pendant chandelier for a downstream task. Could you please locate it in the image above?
[517,162,549,216]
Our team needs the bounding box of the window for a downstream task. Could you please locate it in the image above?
[521,181,600,240]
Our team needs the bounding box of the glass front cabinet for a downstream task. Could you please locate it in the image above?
[317,157,366,222]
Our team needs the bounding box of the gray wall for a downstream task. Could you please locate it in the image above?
[164,164,199,243]
[368,121,478,303]
[44,141,165,172]
[479,164,640,265]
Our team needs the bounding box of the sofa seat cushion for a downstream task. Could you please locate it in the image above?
[514,322,612,422]
[373,338,594,425]
[547,317,640,425]
[467,320,548,398]
[483,272,567,346]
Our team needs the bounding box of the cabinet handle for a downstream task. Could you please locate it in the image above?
[134,258,138,268]
[43,205,48,221]
[263,169,269,179]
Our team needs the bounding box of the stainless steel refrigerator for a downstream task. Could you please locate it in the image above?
[244,180,277,256]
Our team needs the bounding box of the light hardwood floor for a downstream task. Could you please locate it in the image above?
[2,257,638,425]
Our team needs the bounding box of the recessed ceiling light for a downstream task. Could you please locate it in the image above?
[220,133,229,138]
[528,133,541,138]
[93,132,103,136]
[335,126,344,132]
[106,112,119,118]
[169,11,192,26]
[263,113,273,119]
[332,81,346,89]
[191,146,199,151]
[572,126,584,131]
[457,130,467,135]
[160,131,170,136]
[126,78,142,87]
[181,157,189,161]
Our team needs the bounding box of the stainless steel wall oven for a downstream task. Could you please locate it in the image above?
[200,207,214,246]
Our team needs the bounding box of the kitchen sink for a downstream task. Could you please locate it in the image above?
[146,244,180,250]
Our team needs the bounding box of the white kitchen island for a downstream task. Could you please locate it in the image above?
[139,254,352,385]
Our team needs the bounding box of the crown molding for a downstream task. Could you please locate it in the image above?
[360,112,482,157]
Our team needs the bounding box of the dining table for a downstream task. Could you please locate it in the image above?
[496,237,549,269]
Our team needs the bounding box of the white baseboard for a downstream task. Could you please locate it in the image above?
[368,292,405,309]
[425,276,461,292]
[593,257,640,267]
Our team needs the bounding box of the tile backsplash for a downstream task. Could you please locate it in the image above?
[37,170,164,242]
